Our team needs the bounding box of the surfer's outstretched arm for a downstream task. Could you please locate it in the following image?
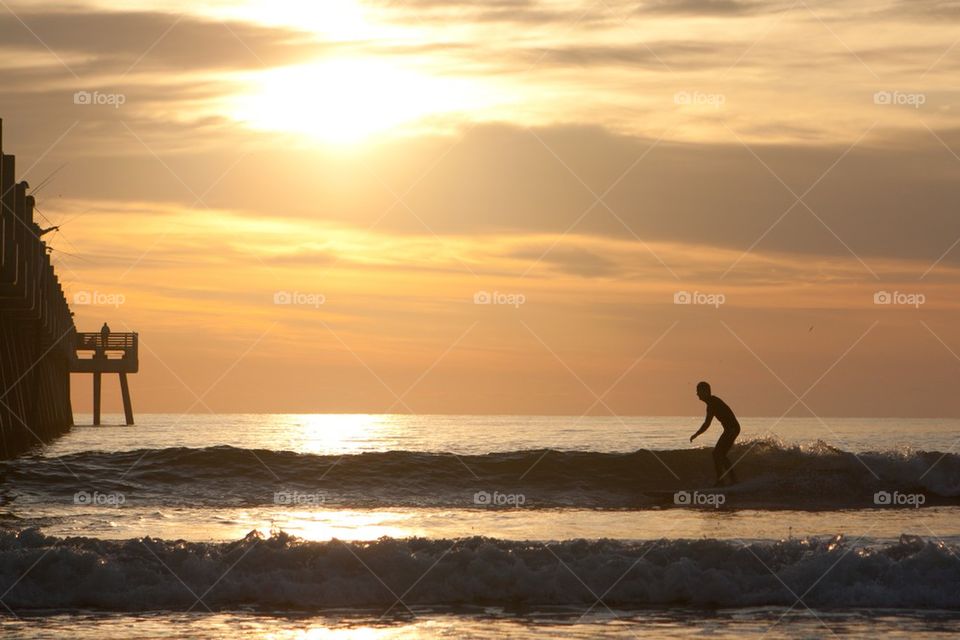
[690,410,713,442]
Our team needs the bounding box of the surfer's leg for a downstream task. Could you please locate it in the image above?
[726,429,739,484]
[723,453,738,485]
[713,432,737,486]
[712,446,725,485]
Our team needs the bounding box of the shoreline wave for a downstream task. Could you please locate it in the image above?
[0,529,957,611]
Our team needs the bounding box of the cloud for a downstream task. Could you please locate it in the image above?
[2,3,958,276]
[637,0,779,16]
[22,119,960,272]
[506,245,621,277]
[510,40,751,71]
[0,9,328,160]
[372,0,613,26]
[374,0,785,25]
[0,8,323,75]
[358,123,960,268]
[885,0,960,20]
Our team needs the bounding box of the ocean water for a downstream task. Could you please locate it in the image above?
[1,414,959,638]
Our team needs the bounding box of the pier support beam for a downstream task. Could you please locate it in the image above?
[72,332,138,426]
[92,372,101,426]
[119,372,134,425]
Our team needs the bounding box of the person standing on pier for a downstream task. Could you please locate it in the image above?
[100,322,111,354]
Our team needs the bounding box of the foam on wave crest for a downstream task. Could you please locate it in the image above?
[3,438,958,509]
[0,529,957,611]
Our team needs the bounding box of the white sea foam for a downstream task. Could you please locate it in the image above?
[0,529,957,611]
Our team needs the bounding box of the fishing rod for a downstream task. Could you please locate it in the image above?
[33,205,84,257]
[29,162,68,197]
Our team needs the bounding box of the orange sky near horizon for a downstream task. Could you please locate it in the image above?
[2,0,960,417]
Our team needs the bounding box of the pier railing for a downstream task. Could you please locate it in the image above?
[75,332,138,352]
[71,332,139,373]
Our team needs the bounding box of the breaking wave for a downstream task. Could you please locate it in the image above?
[2,438,958,509]
[0,529,957,611]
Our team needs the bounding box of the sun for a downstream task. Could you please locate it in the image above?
[216,0,508,144]
[231,57,498,145]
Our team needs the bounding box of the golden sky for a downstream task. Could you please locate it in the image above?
[3,0,960,416]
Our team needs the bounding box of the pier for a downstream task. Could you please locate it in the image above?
[0,119,76,456]
[71,332,139,425]
[0,118,139,457]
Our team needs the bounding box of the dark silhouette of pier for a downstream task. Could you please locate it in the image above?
[72,331,138,425]
[0,118,139,456]
[0,119,75,455]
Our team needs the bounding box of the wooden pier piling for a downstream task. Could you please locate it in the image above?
[0,118,76,456]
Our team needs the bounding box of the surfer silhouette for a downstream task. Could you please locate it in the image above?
[690,381,740,486]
